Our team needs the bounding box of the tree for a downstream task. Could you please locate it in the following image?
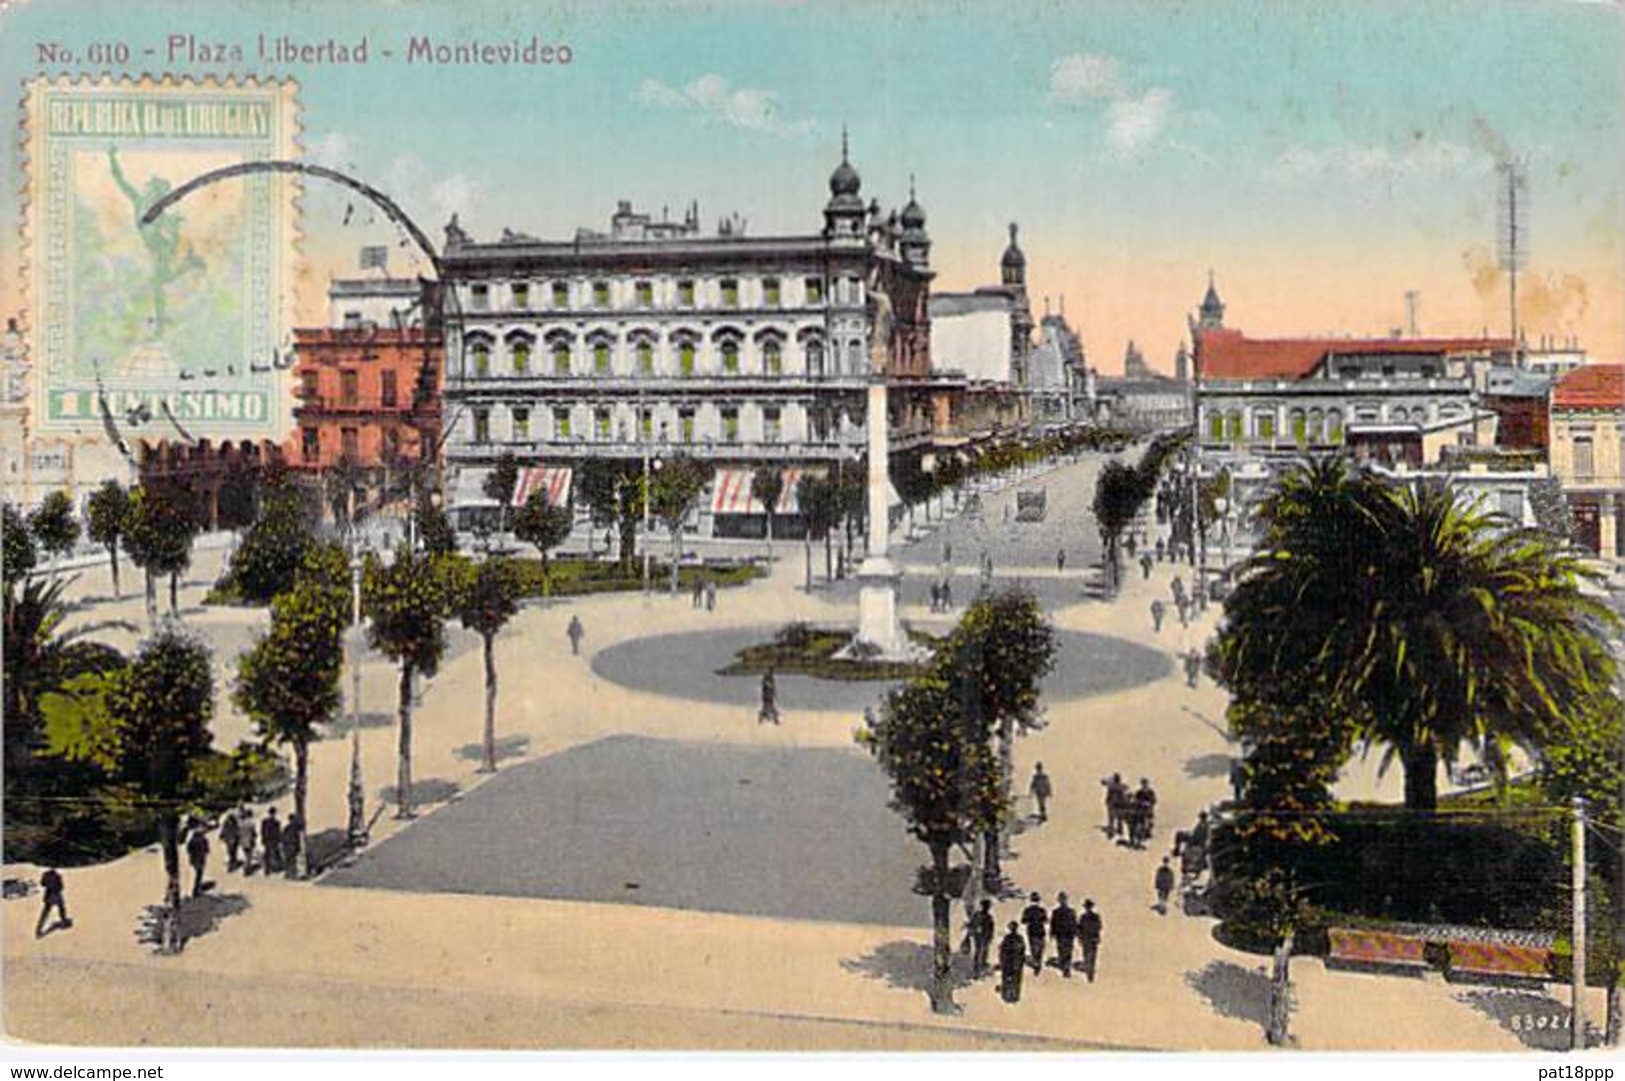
[513,489,573,598]
[105,625,214,954]
[448,555,522,773]
[750,464,785,561]
[482,452,521,534]
[216,465,258,531]
[1091,459,1141,594]
[29,491,80,563]
[948,588,1058,890]
[577,458,641,573]
[649,456,711,594]
[124,483,198,619]
[3,502,37,597]
[414,493,458,557]
[1211,459,1620,811]
[858,667,1002,1015]
[87,480,132,599]
[326,455,367,531]
[226,476,318,604]
[234,572,347,876]
[363,548,450,818]
[798,474,841,589]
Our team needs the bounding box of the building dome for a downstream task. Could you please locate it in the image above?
[1001,222,1026,270]
[829,129,861,198]
[900,178,926,229]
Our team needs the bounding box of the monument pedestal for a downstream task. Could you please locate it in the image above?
[853,555,906,659]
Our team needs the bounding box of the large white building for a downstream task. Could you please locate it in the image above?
[438,143,935,538]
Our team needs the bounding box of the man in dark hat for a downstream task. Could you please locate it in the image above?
[219,807,241,872]
[281,812,304,879]
[1078,900,1103,983]
[967,898,996,978]
[1155,857,1177,915]
[998,921,1027,1003]
[567,614,585,656]
[1028,762,1053,823]
[1050,892,1078,977]
[185,823,210,898]
[260,807,283,875]
[1101,772,1128,839]
[35,868,69,937]
[1021,891,1048,975]
[1132,778,1158,848]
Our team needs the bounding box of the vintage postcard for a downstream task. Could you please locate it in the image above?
[1,0,1623,1067]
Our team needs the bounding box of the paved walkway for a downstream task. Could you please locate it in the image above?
[3,453,1563,1051]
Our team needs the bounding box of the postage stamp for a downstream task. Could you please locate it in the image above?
[22,76,298,438]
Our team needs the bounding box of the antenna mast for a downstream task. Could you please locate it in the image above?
[1496,158,1528,356]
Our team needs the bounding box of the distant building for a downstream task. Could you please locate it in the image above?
[1029,308,1087,428]
[1096,339,1190,431]
[1481,367,1551,452]
[1550,364,1623,557]
[928,223,1035,386]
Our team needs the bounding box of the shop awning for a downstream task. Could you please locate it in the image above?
[513,466,572,508]
[711,469,755,514]
[448,469,498,509]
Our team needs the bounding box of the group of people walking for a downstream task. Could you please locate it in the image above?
[208,805,304,885]
[964,892,1105,1003]
[689,574,720,612]
[1099,773,1158,849]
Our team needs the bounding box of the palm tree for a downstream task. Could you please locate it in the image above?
[1212,458,1619,811]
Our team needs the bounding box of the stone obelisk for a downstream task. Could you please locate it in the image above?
[854,376,905,656]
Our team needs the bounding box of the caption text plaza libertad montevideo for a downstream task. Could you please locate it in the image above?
[32,33,575,68]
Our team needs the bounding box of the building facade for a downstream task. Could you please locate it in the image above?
[1549,364,1623,558]
[437,143,935,538]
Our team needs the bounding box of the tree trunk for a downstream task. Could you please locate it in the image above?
[294,740,309,878]
[396,661,416,818]
[169,571,179,616]
[928,840,959,1015]
[764,503,773,563]
[1402,741,1439,812]
[670,527,681,595]
[144,569,157,626]
[1607,981,1621,1047]
[158,813,183,955]
[804,531,813,592]
[1267,932,1294,1046]
[480,631,497,773]
[824,530,833,582]
[982,826,1002,894]
[108,544,121,599]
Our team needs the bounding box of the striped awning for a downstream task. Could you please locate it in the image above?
[711,467,826,515]
[513,466,571,508]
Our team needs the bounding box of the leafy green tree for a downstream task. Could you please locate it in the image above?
[513,489,572,597]
[29,491,80,562]
[363,548,450,818]
[124,483,198,619]
[750,464,785,561]
[216,466,258,531]
[226,476,317,604]
[414,493,458,557]
[649,456,711,594]
[87,480,132,598]
[234,573,347,875]
[948,588,1057,890]
[3,502,37,597]
[448,556,522,773]
[1211,459,1620,811]
[797,474,841,586]
[104,625,215,954]
[482,452,521,534]
[1091,459,1143,594]
[858,667,1002,1015]
[577,458,641,572]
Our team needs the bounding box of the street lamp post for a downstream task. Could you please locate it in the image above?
[346,549,367,847]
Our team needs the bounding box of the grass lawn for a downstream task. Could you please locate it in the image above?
[715,622,936,682]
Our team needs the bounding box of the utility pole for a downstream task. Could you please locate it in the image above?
[346,552,367,848]
[1574,795,1588,1051]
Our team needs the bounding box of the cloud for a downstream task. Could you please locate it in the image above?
[634,74,816,137]
[1048,53,1124,103]
[1047,51,1180,160]
[1265,140,1494,185]
[383,153,486,228]
[305,131,354,169]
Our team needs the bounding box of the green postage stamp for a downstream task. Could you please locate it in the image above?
[23,76,299,438]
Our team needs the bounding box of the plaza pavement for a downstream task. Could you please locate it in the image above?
[3,453,1584,1051]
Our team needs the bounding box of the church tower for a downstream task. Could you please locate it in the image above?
[1001,223,1034,385]
[822,129,866,242]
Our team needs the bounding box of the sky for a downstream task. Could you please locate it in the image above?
[3,0,1622,372]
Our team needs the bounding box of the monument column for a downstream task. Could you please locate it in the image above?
[854,377,903,656]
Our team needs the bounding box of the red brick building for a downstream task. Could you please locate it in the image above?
[290,325,441,477]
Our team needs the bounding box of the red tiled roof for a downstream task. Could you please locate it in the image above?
[1195,327,1512,381]
[1552,364,1625,410]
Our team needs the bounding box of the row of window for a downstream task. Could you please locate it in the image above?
[466,275,863,313]
[300,425,409,462]
[469,401,832,446]
[300,368,405,408]
[1205,407,1346,444]
[461,331,865,380]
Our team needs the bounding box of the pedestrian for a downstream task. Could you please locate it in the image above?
[34,867,69,937]
[1028,762,1053,822]
[941,579,953,609]
[1056,549,1066,573]
[929,580,942,613]
[691,574,705,609]
[1124,533,1138,559]
[998,921,1026,1003]
[260,807,283,875]
[1021,892,1048,975]
[758,667,780,725]
[1132,778,1158,847]
[1100,772,1127,838]
[1155,858,1176,915]
[1150,599,1165,633]
[1078,900,1102,983]
[1155,538,1166,563]
[567,614,585,656]
[239,806,258,875]
[1140,552,1154,580]
[1170,575,1186,607]
[1184,649,1201,688]
[281,811,304,878]
[186,823,210,898]
[1050,892,1077,977]
[220,807,241,871]
[1193,578,1208,613]
[705,579,717,612]
[1176,596,1190,628]
[968,898,996,977]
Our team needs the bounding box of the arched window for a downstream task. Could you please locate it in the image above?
[799,330,825,378]
[1290,408,1307,445]
[587,332,614,376]
[466,336,493,378]
[714,329,743,376]
[758,333,784,377]
[507,333,534,375]
[1225,410,1242,442]
[630,332,656,376]
[1207,410,1224,442]
[673,332,699,377]
[1327,409,1344,443]
[546,334,574,377]
[1308,408,1324,443]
